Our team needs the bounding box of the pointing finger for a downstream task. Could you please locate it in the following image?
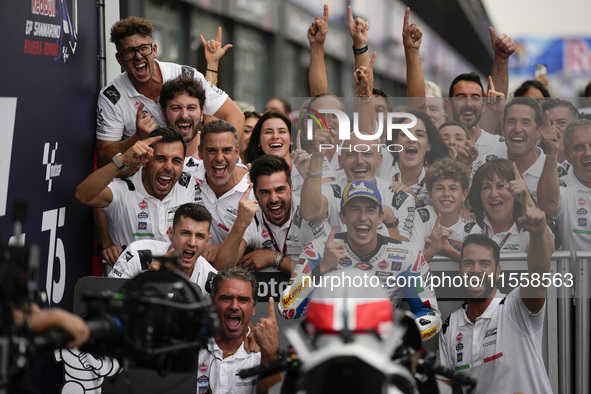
[434,213,441,229]
[543,111,551,130]
[368,51,377,70]
[241,183,254,201]
[404,7,410,28]
[487,75,495,92]
[347,6,354,25]
[136,103,145,119]
[512,161,524,181]
[143,135,163,145]
[296,129,302,151]
[323,4,329,24]
[216,26,223,43]
[488,26,497,43]
[267,297,276,322]
[328,224,338,243]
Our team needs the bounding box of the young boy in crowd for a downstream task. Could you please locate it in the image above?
[404,157,481,262]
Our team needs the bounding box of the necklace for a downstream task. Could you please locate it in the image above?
[223,343,242,358]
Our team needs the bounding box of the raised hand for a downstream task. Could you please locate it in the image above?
[517,193,547,234]
[348,5,369,48]
[428,214,452,254]
[136,103,156,139]
[454,139,479,167]
[541,111,561,156]
[402,8,422,51]
[489,27,516,59]
[485,75,506,115]
[320,225,346,275]
[121,135,162,167]
[354,52,377,96]
[308,4,328,47]
[253,297,279,357]
[293,129,311,177]
[200,26,233,65]
[237,183,258,228]
[509,162,535,210]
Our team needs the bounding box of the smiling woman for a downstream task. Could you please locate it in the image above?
[244,111,292,165]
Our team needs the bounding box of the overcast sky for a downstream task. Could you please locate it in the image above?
[483,0,591,37]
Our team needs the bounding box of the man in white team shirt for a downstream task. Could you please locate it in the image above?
[76,128,195,248]
[438,231,552,393]
[538,119,591,251]
[446,73,506,177]
[96,16,243,166]
[109,203,217,295]
[215,155,331,274]
[186,120,251,248]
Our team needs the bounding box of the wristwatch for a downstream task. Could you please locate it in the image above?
[112,153,129,171]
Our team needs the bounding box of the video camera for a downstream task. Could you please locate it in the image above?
[0,201,218,393]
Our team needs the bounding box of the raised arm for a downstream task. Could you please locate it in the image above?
[348,6,370,71]
[402,7,426,109]
[213,184,257,269]
[200,26,233,87]
[76,135,162,207]
[537,113,563,217]
[300,125,331,222]
[308,5,329,96]
[489,27,516,97]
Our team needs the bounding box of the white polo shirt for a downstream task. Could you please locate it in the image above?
[406,205,482,253]
[389,162,430,207]
[557,171,591,251]
[438,288,552,394]
[197,337,260,394]
[96,60,228,141]
[101,168,196,247]
[471,129,507,178]
[481,215,529,252]
[184,158,252,244]
[108,239,217,295]
[242,195,331,260]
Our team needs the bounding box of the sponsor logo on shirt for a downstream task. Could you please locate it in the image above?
[579,218,587,227]
[138,211,148,220]
[378,260,388,270]
[375,271,392,278]
[199,363,207,373]
[578,197,586,206]
[457,353,463,362]
[388,253,407,260]
[339,257,352,267]
[456,332,463,341]
[577,208,588,216]
[138,200,148,210]
[282,281,307,308]
[138,222,147,230]
[263,239,274,249]
[355,262,372,270]
[391,261,402,271]
[387,248,408,254]
[483,340,496,347]
[456,342,463,351]
[484,328,497,338]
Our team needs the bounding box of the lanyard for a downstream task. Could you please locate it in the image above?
[262,213,292,255]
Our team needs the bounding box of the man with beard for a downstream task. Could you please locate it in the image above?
[187,119,251,247]
[447,73,507,177]
[159,75,206,159]
[437,198,552,394]
[108,203,217,293]
[215,155,331,274]
[95,16,243,167]
[198,266,281,394]
[76,128,195,247]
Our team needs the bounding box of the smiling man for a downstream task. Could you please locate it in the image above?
[108,203,217,292]
[214,155,331,274]
[438,227,552,393]
[447,73,507,177]
[198,266,281,394]
[159,75,206,159]
[75,128,195,247]
[279,180,441,342]
[95,16,243,167]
